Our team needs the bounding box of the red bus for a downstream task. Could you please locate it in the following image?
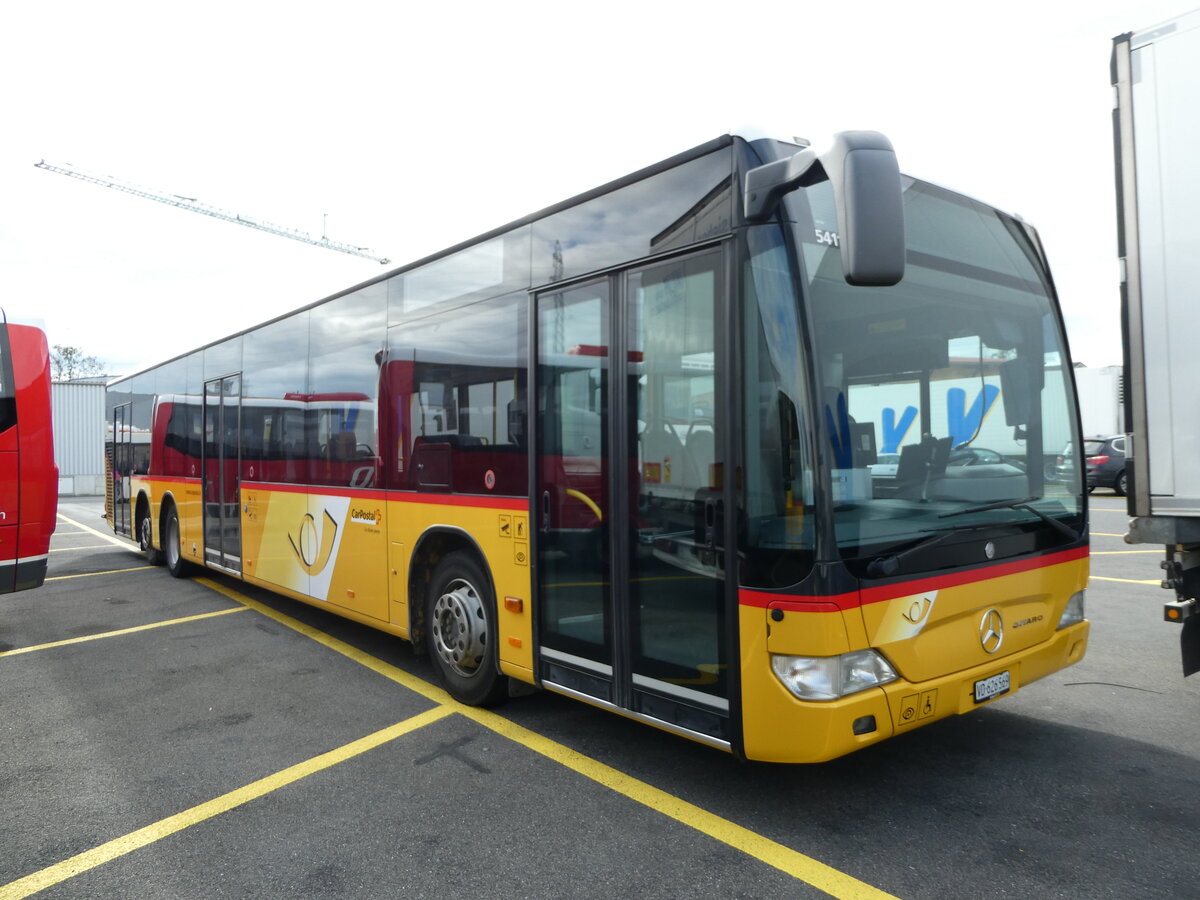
[0,316,57,592]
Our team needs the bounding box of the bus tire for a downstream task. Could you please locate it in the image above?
[425,551,508,706]
[163,505,189,579]
[138,501,162,566]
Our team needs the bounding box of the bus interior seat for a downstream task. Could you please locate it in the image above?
[416,433,483,449]
[684,426,715,489]
[328,431,357,462]
[639,420,685,486]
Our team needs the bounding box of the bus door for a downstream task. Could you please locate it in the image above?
[111,402,133,537]
[535,247,731,745]
[203,374,242,573]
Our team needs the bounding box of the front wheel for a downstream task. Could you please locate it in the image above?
[425,551,508,706]
[163,505,189,578]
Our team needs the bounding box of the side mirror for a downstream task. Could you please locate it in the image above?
[744,131,905,286]
[999,358,1041,426]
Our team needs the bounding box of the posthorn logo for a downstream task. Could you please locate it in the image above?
[289,509,338,576]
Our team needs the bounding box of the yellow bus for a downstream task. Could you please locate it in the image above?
[107,132,1090,762]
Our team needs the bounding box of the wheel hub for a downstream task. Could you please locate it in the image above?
[431,578,487,676]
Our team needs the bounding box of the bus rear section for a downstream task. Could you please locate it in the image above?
[0,321,57,592]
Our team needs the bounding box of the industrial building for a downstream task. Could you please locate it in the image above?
[51,378,106,496]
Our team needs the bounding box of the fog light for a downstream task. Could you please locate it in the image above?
[852,715,877,735]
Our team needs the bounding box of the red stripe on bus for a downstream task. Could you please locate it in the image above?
[739,545,1088,612]
[739,588,858,610]
[242,481,389,501]
[241,481,527,511]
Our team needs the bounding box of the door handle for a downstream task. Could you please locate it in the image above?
[542,490,551,531]
[704,497,723,549]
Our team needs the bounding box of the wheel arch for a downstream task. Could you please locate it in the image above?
[134,489,152,527]
[157,491,179,544]
[407,526,496,650]
[134,489,155,548]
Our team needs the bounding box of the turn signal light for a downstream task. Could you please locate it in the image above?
[1164,599,1197,623]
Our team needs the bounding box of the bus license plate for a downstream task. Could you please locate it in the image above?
[974,671,1010,703]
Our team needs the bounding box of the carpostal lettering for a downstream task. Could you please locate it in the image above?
[351,507,382,525]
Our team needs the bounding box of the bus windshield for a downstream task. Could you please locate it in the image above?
[793,178,1083,574]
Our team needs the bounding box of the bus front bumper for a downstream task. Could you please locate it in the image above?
[741,621,1089,763]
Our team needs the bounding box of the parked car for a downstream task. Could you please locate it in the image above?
[947,446,1026,470]
[1057,435,1128,495]
[868,453,901,479]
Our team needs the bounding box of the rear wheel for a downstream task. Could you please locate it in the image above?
[425,551,508,706]
[1114,470,1128,497]
[163,505,189,578]
[138,503,162,565]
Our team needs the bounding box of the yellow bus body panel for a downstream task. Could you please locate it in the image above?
[141,479,534,684]
[740,552,1090,763]
[137,474,1088,762]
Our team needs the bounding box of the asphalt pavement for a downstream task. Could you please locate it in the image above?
[0,493,1195,900]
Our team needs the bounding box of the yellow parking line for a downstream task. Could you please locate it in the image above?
[472,709,897,898]
[1089,532,1125,538]
[49,544,117,553]
[1090,576,1161,585]
[46,566,154,582]
[196,577,449,704]
[55,513,132,549]
[196,577,899,899]
[0,707,453,900]
[0,607,248,658]
[1,575,899,899]
[1091,550,1162,555]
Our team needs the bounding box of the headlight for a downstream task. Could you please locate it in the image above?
[1058,591,1086,628]
[771,649,898,701]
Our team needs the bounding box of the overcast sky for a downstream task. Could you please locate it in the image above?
[2,1,1190,377]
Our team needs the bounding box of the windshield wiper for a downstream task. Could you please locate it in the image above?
[938,496,1080,541]
[866,522,1006,578]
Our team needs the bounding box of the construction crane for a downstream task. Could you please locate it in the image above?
[34,160,390,265]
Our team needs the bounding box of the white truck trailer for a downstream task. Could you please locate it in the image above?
[1113,10,1200,674]
[1073,366,1123,439]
